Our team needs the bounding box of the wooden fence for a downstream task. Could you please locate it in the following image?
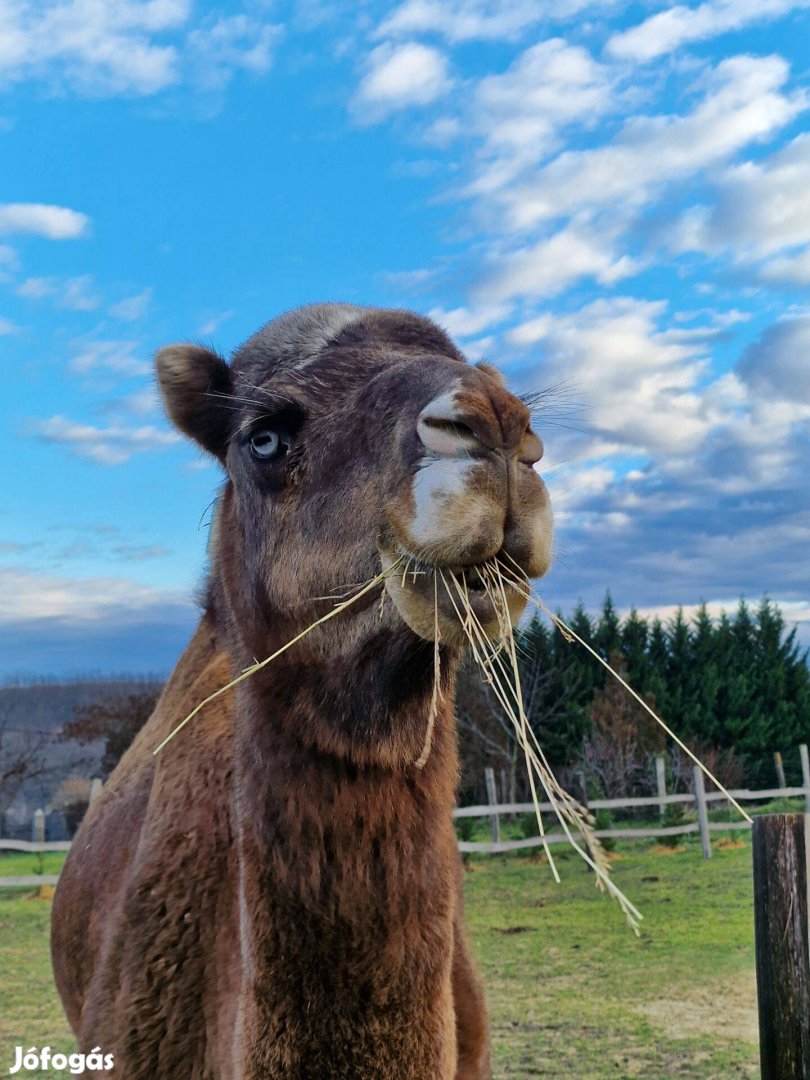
[455,745,810,858]
[453,778,810,855]
[2,747,809,886]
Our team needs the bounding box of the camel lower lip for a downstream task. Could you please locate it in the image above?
[379,544,530,642]
[412,565,524,626]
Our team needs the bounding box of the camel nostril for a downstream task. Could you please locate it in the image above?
[416,397,483,458]
[420,417,477,442]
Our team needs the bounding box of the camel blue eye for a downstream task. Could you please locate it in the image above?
[250,430,282,460]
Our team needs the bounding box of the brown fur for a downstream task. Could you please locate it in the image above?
[52,304,551,1079]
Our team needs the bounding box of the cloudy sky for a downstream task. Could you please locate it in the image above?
[1,0,809,676]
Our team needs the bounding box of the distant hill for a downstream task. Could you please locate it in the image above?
[0,676,163,735]
[0,677,164,819]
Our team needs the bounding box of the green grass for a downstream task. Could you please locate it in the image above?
[465,840,757,1078]
[0,843,758,1078]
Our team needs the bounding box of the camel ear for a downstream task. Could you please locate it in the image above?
[156,344,233,459]
[475,361,506,387]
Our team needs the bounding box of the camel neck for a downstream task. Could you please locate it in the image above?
[228,666,461,1079]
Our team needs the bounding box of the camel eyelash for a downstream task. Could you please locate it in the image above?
[240,404,307,445]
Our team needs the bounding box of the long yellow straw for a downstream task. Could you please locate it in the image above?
[495,554,753,825]
[153,563,399,755]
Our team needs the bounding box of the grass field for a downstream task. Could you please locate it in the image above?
[0,839,758,1078]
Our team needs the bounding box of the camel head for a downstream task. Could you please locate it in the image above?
[156,304,552,663]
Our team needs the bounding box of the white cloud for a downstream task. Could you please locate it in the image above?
[17,274,100,311]
[511,297,723,454]
[187,13,281,90]
[0,565,189,623]
[120,386,160,415]
[760,248,810,284]
[549,463,616,514]
[111,542,171,561]
[465,39,614,196]
[69,340,150,377]
[0,245,19,278]
[500,55,804,230]
[671,133,810,266]
[0,202,89,239]
[623,598,810,628]
[376,0,608,41]
[377,0,544,42]
[32,415,179,464]
[608,0,810,62]
[353,42,451,121]
[428,302,512,337]
[476,225,639,304]
[108,288,152,321]
[196,309,234,337]
[0,0,281,98]
[737,316,810,405]
[0,0,189,95]
[0,316,20,335]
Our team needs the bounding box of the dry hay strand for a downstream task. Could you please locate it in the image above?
[441,562,642,934]
[152,562,401,756]
[494,550,752,826]
[152,546,751,933]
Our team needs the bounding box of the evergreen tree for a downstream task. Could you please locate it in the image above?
[595,593,621,660]
[683,603,722,745]
[665,609,692,731]
[453,593,810,790]
[621,607,650,688]
[646,618,670,718]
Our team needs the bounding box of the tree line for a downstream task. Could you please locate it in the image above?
[3,596,808,828]
[457,596,810,803]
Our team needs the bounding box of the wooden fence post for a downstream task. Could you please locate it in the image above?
[500,768,509,808]
[693,766,712,860]
[484,768,500,844]
[800,745,810,815]
[655,755,667,820]
[32,808,45,845]
[775,751,787,790]
[753,814,810,1079]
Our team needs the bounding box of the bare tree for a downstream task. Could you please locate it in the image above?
[576,651,663,800]
[0,711,58,816]
[669,742,745,794]
[456,652,580,804]
[62,687,161,778]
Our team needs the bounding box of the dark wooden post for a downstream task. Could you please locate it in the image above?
[753,814,810,1079]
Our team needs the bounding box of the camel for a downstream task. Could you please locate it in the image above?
[51,304,552,1079]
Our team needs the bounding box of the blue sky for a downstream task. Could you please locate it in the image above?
[1,0,809,676]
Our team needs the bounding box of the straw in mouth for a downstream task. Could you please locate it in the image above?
[154,550,752,933]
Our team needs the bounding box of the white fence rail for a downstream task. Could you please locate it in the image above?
[452,777,810,856]
[2,749,809,884]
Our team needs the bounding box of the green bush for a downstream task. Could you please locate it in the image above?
[661,802,686,847]
[455,816,477,843]
[518,811,540,839]
[594,809,616,853]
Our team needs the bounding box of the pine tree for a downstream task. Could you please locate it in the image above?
[595,593,621,659]
[621,607,650,688]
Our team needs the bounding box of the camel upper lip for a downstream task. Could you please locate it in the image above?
[392,554,527,607]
